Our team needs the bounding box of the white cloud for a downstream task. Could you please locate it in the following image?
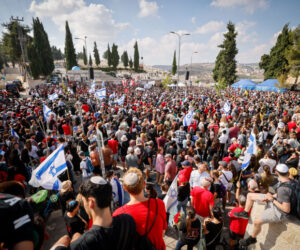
[138,0,159,18]
[209,32,224,49]
[29,0,129,54]
[191,17,196,24]
[238,43,269,62]
[236,20,257,43]
[211,0,268,14]
[195,21,224,34]
[270,30,281,45]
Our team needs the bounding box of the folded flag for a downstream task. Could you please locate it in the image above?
[164,175,178,213]
[29,144,67,190]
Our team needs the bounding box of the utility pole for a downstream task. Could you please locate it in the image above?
[10,16,32,81]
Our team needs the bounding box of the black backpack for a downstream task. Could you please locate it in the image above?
[278,180,300,219]
[135,198,158,250]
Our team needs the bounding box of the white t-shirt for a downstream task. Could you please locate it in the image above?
[29,146,39,159]
[258,158,277,174]
[219,170,233,190]
[190,170,210,188]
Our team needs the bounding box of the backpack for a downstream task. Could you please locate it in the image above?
[219,182,227,198]
[85,157,94,174]
[278,180,300,219]
[135,198,158,250]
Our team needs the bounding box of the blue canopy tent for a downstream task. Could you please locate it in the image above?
[232,79,256,90]
[71,66,80,70]
[255,79,287,93]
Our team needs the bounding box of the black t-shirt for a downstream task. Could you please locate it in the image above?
[179,219,201,243]
[0,193,34,249]
[205,221,223,248]
[177,183,190,202]
[210,183,221,198]
[144,146,153,164]
[65,214,136,250]
[64,213,85,237]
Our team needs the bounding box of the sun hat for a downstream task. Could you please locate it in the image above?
[289,167,298,176]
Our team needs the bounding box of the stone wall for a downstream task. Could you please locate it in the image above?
[244,202,300,250]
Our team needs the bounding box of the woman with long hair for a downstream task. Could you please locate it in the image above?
[175,206,201,250]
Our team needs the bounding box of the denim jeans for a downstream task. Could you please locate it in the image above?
[177,197,188,215]
[175,239,194,250]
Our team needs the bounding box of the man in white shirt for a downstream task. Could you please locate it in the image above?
[79,151,93,182]
[190,161,210,188]
[218,161,233,209]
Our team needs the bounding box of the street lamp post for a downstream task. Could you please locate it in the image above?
[170,32,190,87]
[75,36,88,62]
[190,51,198,86]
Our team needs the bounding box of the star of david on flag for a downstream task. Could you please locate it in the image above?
[163,175,178,212]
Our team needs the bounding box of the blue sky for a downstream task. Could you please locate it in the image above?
[0,0,299,65]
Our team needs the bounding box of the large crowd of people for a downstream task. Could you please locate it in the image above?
[0,79,300,250]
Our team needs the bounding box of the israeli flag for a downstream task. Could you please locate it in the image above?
[89,88,95,94]
[241,132,257,170]
[109,93,115,99]
[116,95,125,105]
[102,81,105,87]
[0,149,5,156]
[11,128,19,139]
[183,110,194,126]
[48,93,58,101]
[111,177,124,207]
[223,101,231,115]
[163,175,178,213]
[95,88,106,99]
[29,144,67,190]
[43,104,56,122]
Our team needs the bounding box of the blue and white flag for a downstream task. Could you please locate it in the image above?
[29,144,67,190]
[102,81,105,87]
[241,132,257,170]
[0,149,5,156]
[109,93,115,99]
[223,101,231,115]
[67,87,74,94]
[183,110,194,126]
[43,104,56,122]
[48,93,58,101]
[95,88,106,99]
[111,177,124,207]
[116,95,125,106]
[11,128,19,139]
[163,175,178,213]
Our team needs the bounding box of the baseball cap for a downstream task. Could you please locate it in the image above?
[275,164,289,173]
[182,160,191,167]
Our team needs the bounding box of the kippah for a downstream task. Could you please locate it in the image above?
[90,176,107,185]
[124,172,138,186]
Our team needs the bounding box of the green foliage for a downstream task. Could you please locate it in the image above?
[212,21,238,86]
[259,24,293,80]
[51,46,64,60]
[83,46,87,65]
[129,57,133,69]
[27,17,54,79]
[64,21,77,70]
[93,42,100,66]
[2,20,30,66]
[89,54,92,66]
[172,50,177,75]
[104,44,112,66]
[133,41,139,71]
[111,43,119,69]
[286,25,300,82]
[161,74,172,88]
[121,51,129,68]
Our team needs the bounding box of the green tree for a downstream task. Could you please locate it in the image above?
[212,21,238,86]
[103,44,112,66]
[133,41,139,71]
[286,25,300,84]
[77,51,83,60]
[89,54,92,66]
[83,46,87,65]
[2,20,30,67]
[259,24,292,80]
[161,74,172,88]
[64,21,77,70]
[27,18,54,79]
[111,43,119,69]
[93,42,100,66]
[51,46,64,60]
[129,57,133,69]
[121,51,129,68]
[172,50,177,75]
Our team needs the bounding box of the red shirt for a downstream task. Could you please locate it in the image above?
[229,206,249,235]
[82,104,89,112]
[108,139,118,154]
[208,124,219,135]
[178,167,193,185]
[165,160,177,182]
[288,122,297,132]
[191,187,214,218]
[62,124,71,135]
[113,199,167,250]
[228,143,242,152]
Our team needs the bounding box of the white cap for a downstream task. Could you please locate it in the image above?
[275,164,289,173]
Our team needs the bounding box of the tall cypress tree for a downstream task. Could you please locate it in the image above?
[172,50,177,75]
[93,42,100,66]
[111,43,119,69]
[121,51,129,68]
[259,24,293,80]
[89,54,92,66]
[133,41,139,71]
[107,44,112,67]
[64,21,77,70]
[213,21,238,86]
[83,46,87,65]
